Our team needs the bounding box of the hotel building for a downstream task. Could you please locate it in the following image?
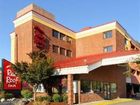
[10,4,140,105]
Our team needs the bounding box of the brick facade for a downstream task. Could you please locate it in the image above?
[11,4,140,104]
[76,29,117,57]
[74,65,127,103]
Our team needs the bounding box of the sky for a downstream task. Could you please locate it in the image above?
[0,0,140,66]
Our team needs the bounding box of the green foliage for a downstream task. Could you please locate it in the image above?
[5,93,14,99]
[62,94,68,102]
[0,91,5,99]
[123,56,140,77]
[46,95,51,102]
[0,82,3,91]
[52,94,61,102]
[12,50,55,89]
[36,96,51,102]
[21,89,33,99]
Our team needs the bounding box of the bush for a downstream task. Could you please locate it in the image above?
[52,94,61,102]
[46,95,51,102]
[62,94,68,102]
[0,91,5,99]
[5,93,13,99]
[21,89,33,99]
[36,96,51,102]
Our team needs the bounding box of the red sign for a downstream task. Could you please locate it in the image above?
[34,26,50,51]
[2,59,21,90]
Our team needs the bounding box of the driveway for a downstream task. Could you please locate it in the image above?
[114,100,140,105]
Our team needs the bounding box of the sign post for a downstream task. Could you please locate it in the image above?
[2,59,21,90]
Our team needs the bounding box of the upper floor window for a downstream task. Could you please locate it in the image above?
[60,47,65,56]
[52,30,59,39]
[66,50,72,57]
[52,45,59,53]
[103,31,112,39]
[124,38,129,45]
[104,45,113,52]
[60,33,66,41]
[67,36,72,44]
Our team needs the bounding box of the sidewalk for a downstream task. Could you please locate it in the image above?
[75,98,134,105]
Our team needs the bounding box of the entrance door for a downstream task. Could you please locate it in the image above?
[104,83,111,99]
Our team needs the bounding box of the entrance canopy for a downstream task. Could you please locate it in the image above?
[54,50,140,75]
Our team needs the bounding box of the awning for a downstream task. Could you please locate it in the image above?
[54,50,140,75]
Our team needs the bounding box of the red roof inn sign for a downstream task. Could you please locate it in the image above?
[2,59,21,90]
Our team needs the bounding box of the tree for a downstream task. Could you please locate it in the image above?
[12,51,55,100]
[123,56,140,77]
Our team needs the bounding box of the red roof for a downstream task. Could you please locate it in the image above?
[55,50,140,68]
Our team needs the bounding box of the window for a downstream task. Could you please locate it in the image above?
[53,45,59,53]
[125,39,127,45]
[67,36,72,43]
[111,83,117,93]
[60,47,65,55]
[92,81,97,92]
[92,81,103,93]
[104,45,113,52]
[66,50,72,57]
[104,31,112,39]
[52,30,59,38]
[81,80,91,93]
[60,33,66,41]
[96,81,101,92]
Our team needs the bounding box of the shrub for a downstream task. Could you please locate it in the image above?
[5,93,13,99]
[0,91,5,99]
[21,89,33,99]
[62,94,68,102]
[46,95,51,102]
[36,96,51,102]
[52,94,61,102]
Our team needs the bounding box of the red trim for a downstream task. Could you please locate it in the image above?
[55,50,140,68]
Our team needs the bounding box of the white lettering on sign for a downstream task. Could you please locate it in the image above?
[6,77,18,84]
[7,69,16,76]
[8,84,16,88]
[5,65,18,87]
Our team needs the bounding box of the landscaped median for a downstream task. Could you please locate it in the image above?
[91,98,134,105]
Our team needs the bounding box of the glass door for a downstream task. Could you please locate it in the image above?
[104,83,111,99]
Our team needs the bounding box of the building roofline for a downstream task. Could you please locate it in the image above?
[13,4,140,47]
[55,50,140,68]
[54,51,140,75]
[14,10,76,33]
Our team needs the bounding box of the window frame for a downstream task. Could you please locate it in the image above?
[103,45,113,52]
[60,47,66,56]
[60,33,66,41]
[67,36,72,44]
[103,30,112,39]
[81,80,91,93]
[110,83,117,93]
[66,50,72,57]
[52,45,59,54]
[52,29,60,39]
